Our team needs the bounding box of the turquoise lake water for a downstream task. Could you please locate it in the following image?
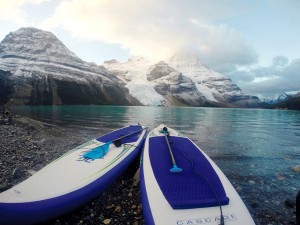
[10,105,300,224]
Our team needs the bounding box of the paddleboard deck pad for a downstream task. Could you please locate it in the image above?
[0,124,147,225]
[149,136,229,209]
[141,124,255,225]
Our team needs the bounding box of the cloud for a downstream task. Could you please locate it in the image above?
[268,0,300,15]
[39,0,258,70]
[272,56,289,67]
[2,0,297,99]
[227,56,300,98]
[0,0,49,25]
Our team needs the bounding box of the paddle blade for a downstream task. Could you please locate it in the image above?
[83,142,112,159]
[170,164,183,173]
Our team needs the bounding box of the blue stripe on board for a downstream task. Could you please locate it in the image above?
[149,136,229,209]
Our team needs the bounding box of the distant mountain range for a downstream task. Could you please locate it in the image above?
[103,54,261,107]
[271,97,300,110]
[277,91,300,102]
[0,27,267,108]
[262,91,300,110]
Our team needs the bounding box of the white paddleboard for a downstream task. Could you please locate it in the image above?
[0,124,147,225]
[141,124,255,225]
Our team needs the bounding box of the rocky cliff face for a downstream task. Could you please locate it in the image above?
[0,27,141,106]
[147,61,207,106]
[0,70,14,105]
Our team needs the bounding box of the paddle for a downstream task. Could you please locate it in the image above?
[83,127,147,160]
[161,127,183,173]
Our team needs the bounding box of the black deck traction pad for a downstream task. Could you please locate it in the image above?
[149,136,229,209]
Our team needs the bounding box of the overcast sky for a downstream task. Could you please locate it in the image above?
[0,0,299,98]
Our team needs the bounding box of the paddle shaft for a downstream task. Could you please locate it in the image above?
[163,132,177,166]
[113,127,147,142]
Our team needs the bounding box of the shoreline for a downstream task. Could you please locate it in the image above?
[0,116,297,224]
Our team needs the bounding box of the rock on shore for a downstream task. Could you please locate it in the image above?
[0,116,144,225]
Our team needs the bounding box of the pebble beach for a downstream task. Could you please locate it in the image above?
[0,115,298,225]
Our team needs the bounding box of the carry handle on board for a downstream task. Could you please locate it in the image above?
[161,127,183,173]
[83,126,148,160]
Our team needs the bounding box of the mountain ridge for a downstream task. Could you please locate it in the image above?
[0,27,141,106]
[1,27,260,107]
[271,96,300,110]
[103,54,260,107]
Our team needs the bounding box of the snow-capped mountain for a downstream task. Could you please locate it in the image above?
[169,52,241,101]
[277,91,300,102]
[0,27,260,107]
[0,27,140,105]
[103,57,207,106]
[103,53,260,107]
[259,91,300,106]
[147,61,207,106]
